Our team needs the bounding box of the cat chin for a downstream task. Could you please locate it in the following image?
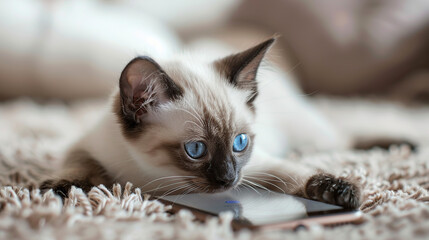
[203,181,241,193]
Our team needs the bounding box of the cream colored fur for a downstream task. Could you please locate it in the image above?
[57,40,346,196]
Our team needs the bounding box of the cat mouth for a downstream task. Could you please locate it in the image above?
[200,176,241,193]
[205,185,235,193]
[186,174,242,194]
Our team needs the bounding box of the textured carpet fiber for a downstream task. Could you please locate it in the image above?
[0,98,429,240]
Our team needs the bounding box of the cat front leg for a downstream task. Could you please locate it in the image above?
[40,150,112,198]
[242,150,361,209]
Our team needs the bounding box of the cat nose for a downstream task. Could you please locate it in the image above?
[215,174,237,187]
[208,151,238,188]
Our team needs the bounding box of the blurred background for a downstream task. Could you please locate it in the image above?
[2,0,429,153]
[1,0,429,102]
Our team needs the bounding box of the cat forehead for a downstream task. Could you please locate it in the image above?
[162,59,223,87]
[152,59,254,134]
[162,59,249,107]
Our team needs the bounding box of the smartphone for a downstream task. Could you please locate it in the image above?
[158,186,363,231]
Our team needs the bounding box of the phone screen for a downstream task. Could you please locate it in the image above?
[159,186,345,226]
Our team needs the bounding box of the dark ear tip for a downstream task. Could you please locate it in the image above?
[266,38,276,45]
[259,36,278,51]
[268,34,281,43]
[272,33,282,40]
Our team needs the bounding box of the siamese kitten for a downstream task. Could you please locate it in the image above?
[41,38,360,209]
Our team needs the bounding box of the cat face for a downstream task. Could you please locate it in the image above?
[115,38,275,193]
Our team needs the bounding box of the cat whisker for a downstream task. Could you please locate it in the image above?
[240,182,262,196]
[245,176,285,184]
[171,184,200,204]
[288,174,302,187]
[156,183,192,199]
[143,180,191,194]
[246,171,290,188]
[244,176,286,194]
[242,179,271,193]
[244,174,286,184]
[233,183,243,194]
[139,175,197,190]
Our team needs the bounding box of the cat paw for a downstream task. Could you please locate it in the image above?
[40,179,92,198]
[305,173,361,209]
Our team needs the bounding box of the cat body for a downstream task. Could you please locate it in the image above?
[42,38,360,209]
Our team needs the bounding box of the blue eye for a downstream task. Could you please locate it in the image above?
[184,141,207,159]
[233,134,248,152]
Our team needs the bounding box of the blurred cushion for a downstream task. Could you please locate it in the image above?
[0,0,181,99]
[232,0,429,98]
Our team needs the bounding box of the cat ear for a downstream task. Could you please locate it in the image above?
[215,38,275,103]
[119,56,183,124]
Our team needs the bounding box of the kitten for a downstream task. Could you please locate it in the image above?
[41,38,360,209]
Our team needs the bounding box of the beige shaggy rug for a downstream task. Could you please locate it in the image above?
[0,98,429,240]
